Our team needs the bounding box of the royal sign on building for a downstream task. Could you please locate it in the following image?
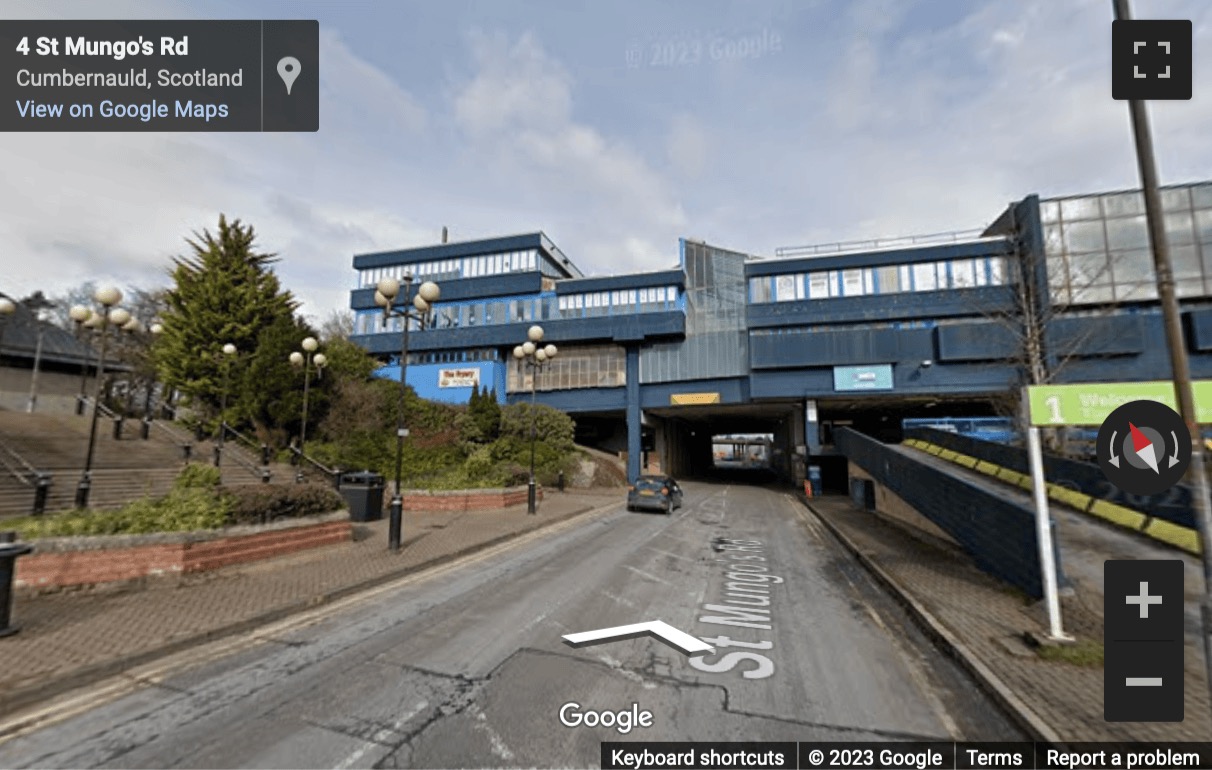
[438,368,481,389]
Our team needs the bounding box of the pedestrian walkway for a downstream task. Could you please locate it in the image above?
[802,494,1211,742]
[0,490,620,717]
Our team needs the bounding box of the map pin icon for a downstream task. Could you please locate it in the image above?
[277,56,301,95]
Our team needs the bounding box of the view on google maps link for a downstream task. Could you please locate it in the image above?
[0,1,1210,769]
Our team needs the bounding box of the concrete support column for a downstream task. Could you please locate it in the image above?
[805,398,822,456]
[625,346,641,483]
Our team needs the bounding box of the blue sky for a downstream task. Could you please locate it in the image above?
[4,0,1211,325]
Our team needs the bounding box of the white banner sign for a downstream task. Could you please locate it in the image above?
[438,368,480,388]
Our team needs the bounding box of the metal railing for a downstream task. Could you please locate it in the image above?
[216,423,271,482]
[0,438,52,514]
[289,445,342,487]
[774,228,999,259]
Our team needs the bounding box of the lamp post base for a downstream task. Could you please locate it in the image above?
[75,476,91,509]
[527,479,537,514]
[388,495,403,551]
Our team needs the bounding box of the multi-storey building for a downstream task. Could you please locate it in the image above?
[349,182,1212,488]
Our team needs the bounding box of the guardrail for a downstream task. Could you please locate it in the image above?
[774,229,999,259]
[0,438,52,514]
[289,445,341,487]
[216,423,271,482]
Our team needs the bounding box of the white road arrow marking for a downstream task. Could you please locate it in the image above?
[563,621,714,656]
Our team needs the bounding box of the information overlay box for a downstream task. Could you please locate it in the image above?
[0,20,317,131]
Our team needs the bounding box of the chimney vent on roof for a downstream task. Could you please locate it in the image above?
[441,226,448,244]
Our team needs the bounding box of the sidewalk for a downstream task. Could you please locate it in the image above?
[0,490,620,717]
[802,494,1211,742]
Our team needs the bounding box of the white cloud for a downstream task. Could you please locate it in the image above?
[450,30,688,274]
[666,113,710,179]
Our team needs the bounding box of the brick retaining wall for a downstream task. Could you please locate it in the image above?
[15,519,351,591]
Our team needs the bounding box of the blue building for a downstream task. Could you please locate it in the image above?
[350,181,1212,488]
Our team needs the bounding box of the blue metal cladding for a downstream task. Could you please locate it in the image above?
[350,273,544,309]
[1188,308,1212,351]
[554,269,686,294]
[1046,315,1144,358]
[354,233,552,269]
[936,322,1020,362]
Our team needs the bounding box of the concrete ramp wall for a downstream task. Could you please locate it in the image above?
[835,427,1055,599]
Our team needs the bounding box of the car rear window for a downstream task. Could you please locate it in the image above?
[635,478,665,490]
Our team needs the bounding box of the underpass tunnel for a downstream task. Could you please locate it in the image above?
[646,402,801,485]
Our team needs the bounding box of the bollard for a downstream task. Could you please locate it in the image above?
[558,470,565,492]
[213,445,221,467]
[194,424,205,442]
[182,443,192,462]
[112,416,124,440]
[261,469,272,484]
[32,474,50,515]
[140,417,151,440]
[261,444,271,466]
[0,533,34,637]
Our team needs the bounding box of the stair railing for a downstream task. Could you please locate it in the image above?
[289,444,342,488]
[0,437,52,514]
[217,423,271,483]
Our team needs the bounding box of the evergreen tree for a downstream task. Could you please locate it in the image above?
[154,215,299,426]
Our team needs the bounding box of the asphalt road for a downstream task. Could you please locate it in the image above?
[0,481,1025,768]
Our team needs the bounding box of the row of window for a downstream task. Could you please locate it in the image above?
[353,288,683,336]
[398,349,499,365]
[505,344,626,393]
[556,286,680,314]
[748,257,1011,303]
[356,250,542,288]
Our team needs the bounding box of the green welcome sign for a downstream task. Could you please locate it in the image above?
[1026,380,1212,426]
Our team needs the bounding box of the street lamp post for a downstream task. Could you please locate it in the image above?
[375,274,441,552]
[69,305,95,415]
[513,325,558,514]
[24,297,54,414]
[76,287,130,509]
[214,343,237,467]
[289,337,327,482]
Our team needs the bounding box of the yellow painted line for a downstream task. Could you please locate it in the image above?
[1087,499,1148,530]
[973,460,1001,476]
[1046,485,1092,511]
[1142,519,1202,555]
[900,438,1201,555]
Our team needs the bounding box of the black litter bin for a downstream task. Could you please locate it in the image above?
[341,471,385,522]
[0,534,34,638]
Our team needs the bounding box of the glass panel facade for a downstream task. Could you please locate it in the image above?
[748,253,1012,304]
[1043,182,1212,304]
[506,343,626,393]
[641,242,749,383]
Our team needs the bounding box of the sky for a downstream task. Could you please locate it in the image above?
[3,0,1211,327]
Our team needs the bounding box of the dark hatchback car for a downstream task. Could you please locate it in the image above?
[626,475,683,514]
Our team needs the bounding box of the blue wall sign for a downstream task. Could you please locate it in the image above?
[833,364,894,391]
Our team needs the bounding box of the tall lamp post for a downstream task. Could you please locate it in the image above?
[513,325,558,514]
[289,337,327,482]
[214,342,237,467]
[76,287,130,509]
[24,295,54,414]
[375,274,441,552]
[68,305,96,415]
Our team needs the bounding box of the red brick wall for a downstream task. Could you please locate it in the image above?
[400,487,542,511]
[15,520,352,590]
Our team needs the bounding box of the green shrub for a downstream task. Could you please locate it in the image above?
[175,462,222,489]
[223,483,345,525]
[10,487,231,538]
